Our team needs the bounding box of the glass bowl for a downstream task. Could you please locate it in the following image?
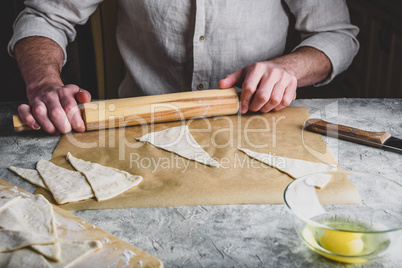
[284,171,402,263]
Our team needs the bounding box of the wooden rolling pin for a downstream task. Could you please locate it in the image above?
[13,88,239,132]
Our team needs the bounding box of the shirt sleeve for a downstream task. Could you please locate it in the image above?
[8,0,103,66]
[284,0,359,86]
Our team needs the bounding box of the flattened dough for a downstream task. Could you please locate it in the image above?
[66,153,143,201]
[9,166,48,189]
[0,230,56,252]
[237,147,337,188]
[0,195,61,261]
[36,160,94,204]
[0,194,102,267]
[136,125,219,167]
[0,240,102,268]
[51,240,102,268]
[0,196,21,213]
[0,195,57,238]
[0,248,51,268]
[31,243,61,262]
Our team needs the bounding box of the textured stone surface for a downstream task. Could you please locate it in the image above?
[1,99,401,267]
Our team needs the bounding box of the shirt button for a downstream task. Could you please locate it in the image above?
[199,35,205,42]
[197,83,204,90]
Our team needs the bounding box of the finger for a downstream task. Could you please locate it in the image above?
[30,102,59,135]
[41,94,72,134]
[59,91,85,132]
[273,87,297,112]
[258,79,287,113]
[272,76,297,111]
[248,73,278,112]
[218,69,242,89]
[240,65,266,114]
[75,89,91,103]
[18,104,40,130]
[61,84,89,103]
[59,84,91,103]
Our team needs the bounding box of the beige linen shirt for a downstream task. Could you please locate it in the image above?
[9,0,359,98]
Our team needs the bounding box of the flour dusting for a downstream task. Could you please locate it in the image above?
[121,250,136,265]
[8,186,31,198]
[76,222,87,230]
[107,249,136,268]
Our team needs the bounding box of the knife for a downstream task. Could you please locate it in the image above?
[304,118,402,153]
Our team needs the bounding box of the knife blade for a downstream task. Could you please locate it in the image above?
[304,118,402,153]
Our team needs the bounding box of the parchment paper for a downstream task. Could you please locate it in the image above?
[35,107,360,210]
[0,179,163,267]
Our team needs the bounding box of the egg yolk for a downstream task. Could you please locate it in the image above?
[320,229,364,256]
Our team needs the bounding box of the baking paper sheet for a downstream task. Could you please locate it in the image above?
[35,107,360,210]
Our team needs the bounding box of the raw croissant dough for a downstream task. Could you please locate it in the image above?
[0,240,102,268]
[0,195,103,267]
[66,153,143,201]
[11,155,144,203]
[0,230,56,252]
[0,195,61,261]
[0,248,51,268]
[237,147,337,188]
[50,240,102,268]
[136,125,219,167]
[36,160,94,204]
[9,166,47,189]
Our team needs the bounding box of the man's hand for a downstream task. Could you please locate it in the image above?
[14,36,92,135]
[18,85,91,135]
[219,61,297,114]
[219,47,332,114]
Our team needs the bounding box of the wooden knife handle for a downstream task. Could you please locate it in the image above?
[304,118,391,148]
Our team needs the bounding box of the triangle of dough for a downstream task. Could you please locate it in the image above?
[136,125,220,167]
[66,153,143,201]
[237,147,337,188]
[0,195,61,261]
[0,196,21,213]
[31,243,61,262]
[9,166,48,189]
[51,240,102,268]
[0,248,51,268]
[36,160,94,204]
[0,240,102,268]
[0,230,57,253]
[0,195,57,238]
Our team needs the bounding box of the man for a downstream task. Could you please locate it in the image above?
[9,0,359,135]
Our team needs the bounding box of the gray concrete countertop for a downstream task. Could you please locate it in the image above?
[1,99,401,268]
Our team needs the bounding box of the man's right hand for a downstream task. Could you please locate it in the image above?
[13,36,92,135]
[18,85,91,135]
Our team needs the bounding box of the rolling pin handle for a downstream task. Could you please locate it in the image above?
[13,115,34,132]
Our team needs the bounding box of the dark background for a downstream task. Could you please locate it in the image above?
[1,0,402,102]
